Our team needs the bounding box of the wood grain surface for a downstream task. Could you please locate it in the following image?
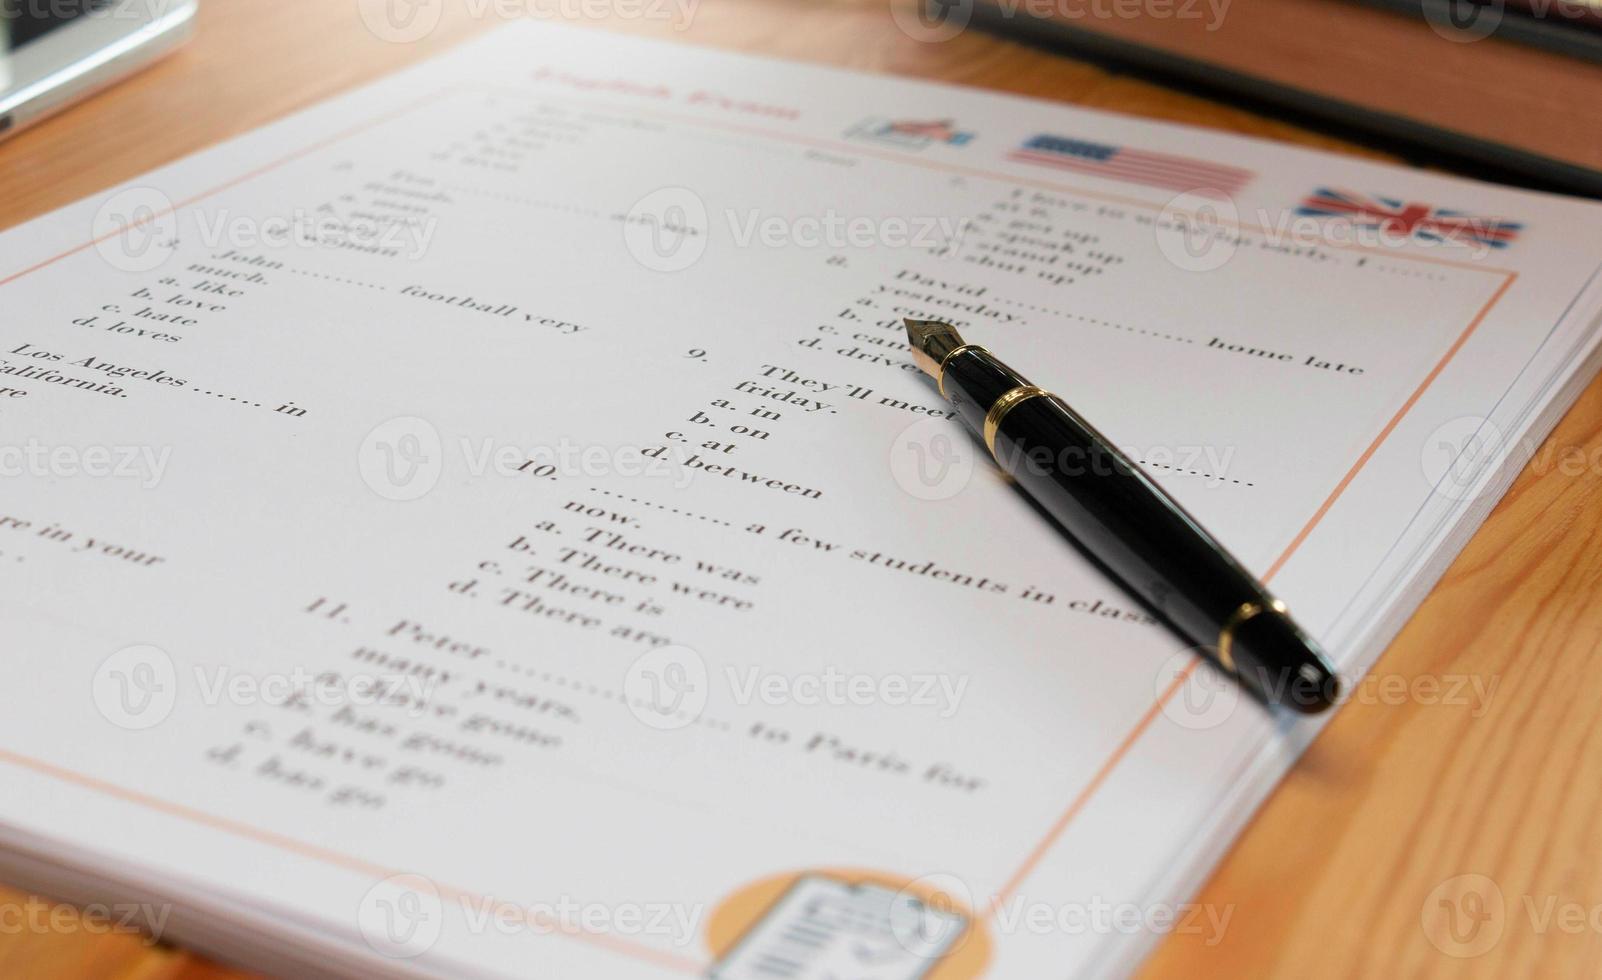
[1009,0,1602,177]
[2,1,1599,977]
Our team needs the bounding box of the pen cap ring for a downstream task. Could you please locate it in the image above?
[983,385,1051,459]
[1220,600,1339,713]
[1216,599,1283,672]
[936,344,988,400]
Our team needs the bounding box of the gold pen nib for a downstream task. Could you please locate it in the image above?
[904,318,967,379]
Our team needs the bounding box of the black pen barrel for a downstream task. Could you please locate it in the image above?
[940,347,1339,713]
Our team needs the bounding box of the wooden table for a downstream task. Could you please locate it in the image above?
[3,1,1600,976]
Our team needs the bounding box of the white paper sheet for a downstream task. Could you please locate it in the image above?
[1,22,1599,978]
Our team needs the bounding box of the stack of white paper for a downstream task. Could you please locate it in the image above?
[0,23,1597,978]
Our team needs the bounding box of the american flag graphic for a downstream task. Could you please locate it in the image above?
[1296,189,1522,249]
[1007,134,1253,194]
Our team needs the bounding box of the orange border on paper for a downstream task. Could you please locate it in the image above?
[0,87,1523,971]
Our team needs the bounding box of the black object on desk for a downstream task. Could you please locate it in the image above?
[906,318,1339,713]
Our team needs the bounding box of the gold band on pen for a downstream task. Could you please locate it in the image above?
[983,385,1051,460]
[936,344,988,400]
[1216,598,1288,672]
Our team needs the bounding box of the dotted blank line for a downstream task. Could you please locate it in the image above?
[591,488,732,527]
[284,266,389,291]
[1140,458,1254,488]
[999,297,1195,345]
[448,184,602,219]
[191,388,263,409]
[1363,262,1448,282]
[492,658,733,732]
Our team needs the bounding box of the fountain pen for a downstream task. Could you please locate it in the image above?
[905,318,1339,713]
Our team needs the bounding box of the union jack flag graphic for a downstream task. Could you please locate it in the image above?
[1007,134,1253,195]
[1296,189,1523,249]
